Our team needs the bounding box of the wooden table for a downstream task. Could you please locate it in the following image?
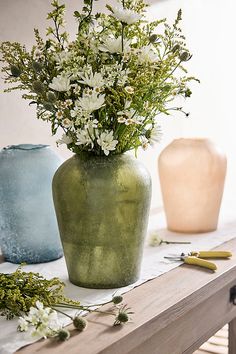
[15,238,236,354]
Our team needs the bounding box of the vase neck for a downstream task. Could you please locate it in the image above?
[3,144,49,151]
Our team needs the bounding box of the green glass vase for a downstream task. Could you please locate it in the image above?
[52,153,151,289]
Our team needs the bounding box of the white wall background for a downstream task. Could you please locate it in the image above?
[0,0,236,210]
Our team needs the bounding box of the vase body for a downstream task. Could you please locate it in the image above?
[158,138,227,233]
[52,153,151,289]
[0,144,63,263]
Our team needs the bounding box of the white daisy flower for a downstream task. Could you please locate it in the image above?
[139,136,149,150]
[117,115,126,123]
[85,119,99,129]
[18,317,29,332]
[132,113,145,125]
[125,118,134,125]
[54,51,71,66]
[110,3,142,25]
[57,134,73,145]
[99,37,130,54]
[118,107,144,125]
[64,99,73,107]
[62,118,73,128]
[56,111,63,120]
[49,74,71,92]
[76,128,94,147]
[97,130,118,156]
[78,92,105,112]
[137,45,158,63]
[70,105,82,118]
[149,125,162,145]
[19,301,61,339]
[124,86,134,94]
[79,72,104,88]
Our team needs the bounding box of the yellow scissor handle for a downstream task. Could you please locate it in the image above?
[190,251,232,258]
[183,256,217,271]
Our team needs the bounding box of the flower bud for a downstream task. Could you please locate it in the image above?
[47,91,57,102]
[57,329,70,341]
[73,316,87,331]
[149,34,158,43]
[10,65,21,77]
[149,232,162,246]
[179,51,190,61]
[185,88,192,98]
[117,312,129,323]
[32,80,44,94]
[32,61,43,73]
[113,296,123,305]
[172,44,180,53]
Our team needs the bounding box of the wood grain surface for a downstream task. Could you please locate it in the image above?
[13,238,236,354]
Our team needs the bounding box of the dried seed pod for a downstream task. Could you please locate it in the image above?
[10,65,21,77]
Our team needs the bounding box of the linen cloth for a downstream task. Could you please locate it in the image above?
[0,207,236,354]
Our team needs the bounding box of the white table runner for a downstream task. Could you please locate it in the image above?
[0,208,236,354]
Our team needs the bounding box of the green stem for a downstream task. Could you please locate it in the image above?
[55,303,115,316]
[53,17,64,49]
[78,0,94,33]
[83,301,111,308]
[121,24,125,52]
[161,240,191,245]
[53,307,73,319]
[159,60,182,86]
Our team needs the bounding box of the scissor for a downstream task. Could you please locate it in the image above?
[164,251,232,271]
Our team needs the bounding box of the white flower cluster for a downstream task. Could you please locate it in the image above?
[18,301,61,338]
[33,0,184,157]
[1,0,195,157]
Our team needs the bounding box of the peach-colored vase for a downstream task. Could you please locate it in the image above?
[158,138,227,233]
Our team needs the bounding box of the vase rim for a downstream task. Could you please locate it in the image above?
[173,138,211,143]
[3,144,49,151]
[74,151,130,159]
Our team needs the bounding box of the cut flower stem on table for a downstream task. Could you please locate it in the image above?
[0,267,133,342]
[149,231,191,247]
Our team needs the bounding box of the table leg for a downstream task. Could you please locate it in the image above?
[229,318,236,354]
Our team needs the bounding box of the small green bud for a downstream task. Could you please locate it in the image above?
[47,91,57,102]
[10,65,21,77]
[57,329,70,341]
[185,88,192,98]
[179,51,191,62]
[43,101,54,111]
[32,80,45,94]
[172,44,180,53]
[45,40,51,49]
[73,316,87,331]
[32,61,43,73]
[112,296,123,305]
[149,34,158,43]
[117,312,129,323]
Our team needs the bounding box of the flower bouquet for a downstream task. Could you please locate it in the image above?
[0,0,197,156]
[0,0,197,289]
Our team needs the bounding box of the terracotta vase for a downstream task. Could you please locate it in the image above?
[158,138,227,233]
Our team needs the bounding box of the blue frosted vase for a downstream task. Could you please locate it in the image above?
[0,144,63,263]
